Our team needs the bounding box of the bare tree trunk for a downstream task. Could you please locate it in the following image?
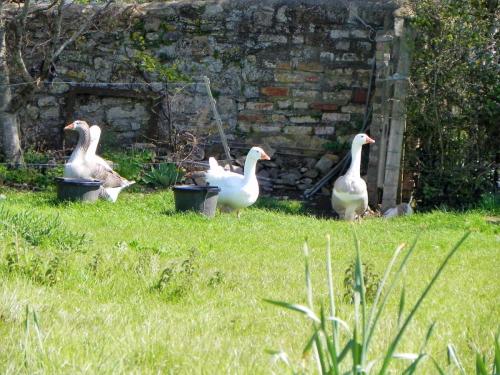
[0,6,24,166]
[381,17,412,212]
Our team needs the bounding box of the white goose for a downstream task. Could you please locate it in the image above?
[63,120,134,202]
[204,146,270,216]
[88,125,113,172]
[331,133,375,221]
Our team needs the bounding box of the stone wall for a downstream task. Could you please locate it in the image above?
[7,0,403,196]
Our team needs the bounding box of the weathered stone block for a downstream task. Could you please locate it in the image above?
[293,102,309,109]
[322,113,351,122]
[38,96,57,107]
[335,41,350,51]
[329,29,349,39]
[277,100,291,109]
[315,154,339,174]
[292,89,319,99]
[246,102,274,111]
[315,126,336,135]
[322,90,351,105]
[290,115,318,124]
[283,126,313,135]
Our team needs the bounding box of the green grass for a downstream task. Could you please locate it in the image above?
[0,190,498,374]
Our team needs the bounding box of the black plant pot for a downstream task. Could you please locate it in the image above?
[55,177,103,202]
[173,185,220,218]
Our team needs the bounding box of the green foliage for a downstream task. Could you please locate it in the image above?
[265,232,470,374]
[407,0,499,210]
[102,150,155,182]
[142,163,183,188]
[0,164,63,190]
[4,250,63,286]
[0,206,87,250]
[343,260,381,304]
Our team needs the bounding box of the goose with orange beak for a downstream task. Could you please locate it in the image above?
[203,146,270,217]
[63,120,134,202]
[331,133,375,221]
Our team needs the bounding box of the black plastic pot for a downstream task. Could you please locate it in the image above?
[55,177,103,202]
[173,185,220,217]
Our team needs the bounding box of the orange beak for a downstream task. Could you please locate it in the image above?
[365,136,375,144]
[260,151,271,160]
[64,123,75,131]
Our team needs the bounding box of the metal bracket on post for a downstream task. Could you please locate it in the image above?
[202,76,233,169]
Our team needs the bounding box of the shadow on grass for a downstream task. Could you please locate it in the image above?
[255,196,337,219]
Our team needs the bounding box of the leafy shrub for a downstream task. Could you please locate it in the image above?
[142,163,183,188]
[102,150,155,182]
[406,0,498,209]
[265,232,469,374]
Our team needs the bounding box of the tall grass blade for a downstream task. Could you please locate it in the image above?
[378,232,470,375]
[475,353,488,375]
[397,285,406,328]
[263,300,320,323]
[23,305,30,370]
[303,241,322,374]
[364,243,405,358]
[325,234,340,375]
[32,309,45,354]
[432,357,447,375]
[326,317,351,334]
[401,354,426,375]
[366,236,419,352]
[352,228,367,369]
[447,344,466,374]
[494,333,500,375]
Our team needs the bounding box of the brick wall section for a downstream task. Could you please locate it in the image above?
[9,0,399,155]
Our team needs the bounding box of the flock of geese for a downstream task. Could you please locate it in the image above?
[64,120,375,220]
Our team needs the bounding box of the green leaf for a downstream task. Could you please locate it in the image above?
[263,299,320,323]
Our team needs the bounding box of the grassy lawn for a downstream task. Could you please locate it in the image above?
[0,190,498,374]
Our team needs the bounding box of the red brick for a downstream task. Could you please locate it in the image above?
[352,88,368,104]
[261,87,289,97]
[310,102,339,111]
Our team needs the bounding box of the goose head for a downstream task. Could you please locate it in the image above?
[352,133,375,147]
[64,120,90,133]
[247,146,271,161]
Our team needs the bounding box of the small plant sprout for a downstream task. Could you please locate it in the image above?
[265,229,470,374]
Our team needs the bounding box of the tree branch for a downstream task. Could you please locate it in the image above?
[50,0,114,64]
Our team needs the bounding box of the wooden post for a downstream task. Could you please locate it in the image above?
[367,19,394,208]
[381,15,413,212]
[202,76,232,165]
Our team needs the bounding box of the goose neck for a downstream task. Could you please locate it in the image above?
[345,143,363,178]
[69,127,91,162]
[243,157,258,182]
